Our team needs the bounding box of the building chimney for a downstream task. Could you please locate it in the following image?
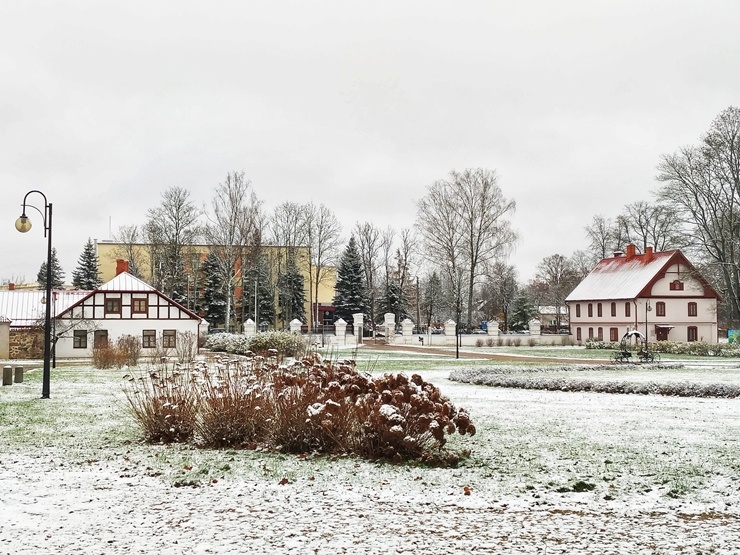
[116,259,130,276]
[625,244,636,259]
[8,283,14,291]
[645,246,654,261]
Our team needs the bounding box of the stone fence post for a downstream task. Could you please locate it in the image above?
[289,319,303,334]
[384,313,396,344]
[353,313,364,345]
[401,318,414,344]
[244,319,257,337]
[335,318,347,345]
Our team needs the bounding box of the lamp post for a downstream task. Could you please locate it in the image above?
[15,190,53,399]
[645,299,652,351]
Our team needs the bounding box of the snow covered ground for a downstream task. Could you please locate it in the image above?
[2,358,740,554]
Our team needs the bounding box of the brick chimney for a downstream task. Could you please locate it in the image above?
[625,244,636,259]
[116,259,130,276]
[8,283,14,291]
[645,246,654,261]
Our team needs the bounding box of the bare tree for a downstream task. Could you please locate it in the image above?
[584,215,619,259]
[417,168,517,328]
[203,172,262,330]
[354,221,383,327]
[303,203,342,331]
[657,106,740,324]
[618,201,687,252]
[529,254,579,330]
[270,201,309,325]
[111,225,146,278]
[483,260,518,332]
[145,186,201,302]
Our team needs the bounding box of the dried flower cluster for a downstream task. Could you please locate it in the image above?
[122,353,475,465]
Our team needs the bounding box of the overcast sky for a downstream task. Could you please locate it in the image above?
[2,0,739,286]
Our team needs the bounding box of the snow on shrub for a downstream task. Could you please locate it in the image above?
[205,331,307,359]
[123,354,475,465]
[450,366,740,398]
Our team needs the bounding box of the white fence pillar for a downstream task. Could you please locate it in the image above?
[244,318,257,337]
[401,318,414,344]
[384,313,396,344]
[444,319,456,346]
[335,318,347,345]
[353,313,364,345]
[289,319,303,334]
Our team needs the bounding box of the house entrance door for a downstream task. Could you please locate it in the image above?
[655,327,670,341]
[94,330,109,348]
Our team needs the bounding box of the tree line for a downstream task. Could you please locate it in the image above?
[34,106,740,332]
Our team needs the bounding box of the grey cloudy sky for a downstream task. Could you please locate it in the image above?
[2,0,739,285]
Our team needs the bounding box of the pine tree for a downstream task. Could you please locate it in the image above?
[243,257,275,329]
[510,292,535,331]
[37,247,65,289]
[332,237,368,322]
[277,261,306,324]
[201,251,227,327]
[72,238,103,290]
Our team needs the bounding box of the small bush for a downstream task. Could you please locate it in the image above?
[486,338,495,347]
[205,331,308,360]
[527,338,537,347]
[93,336,141,369]
[475,338,484,347]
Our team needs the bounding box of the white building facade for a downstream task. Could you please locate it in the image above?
[566,245,720,344]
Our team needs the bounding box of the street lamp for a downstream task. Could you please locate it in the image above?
[645,299,652,352]
[16,190,53,399]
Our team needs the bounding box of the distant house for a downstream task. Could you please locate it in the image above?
[565,245,720,344]
[0,262,204,359]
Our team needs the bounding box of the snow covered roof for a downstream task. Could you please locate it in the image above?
[0,290,89,327]
[97,272,156,292]
[565,248,701,302]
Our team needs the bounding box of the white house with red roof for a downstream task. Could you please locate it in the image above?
[565,245,720,344]
[52,261,204,358]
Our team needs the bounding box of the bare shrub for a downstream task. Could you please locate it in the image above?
[486,338,494,347]
[117,334,141,366]
[92,345,119,369]
[496,338,504,347]
[194,357,266,448]
[121,363,199,443]
[513,338,522,347]
[475,338,484,347]
[528,338,536,347]
[176,331,197,363]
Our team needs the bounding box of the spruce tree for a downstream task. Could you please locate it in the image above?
[201,251,227,327]
[72,238,103,290]
[333,237,368,322]
[37,247,65,289]
[244,257,275,329]
[510,292,535,331]
[277,261,306,324]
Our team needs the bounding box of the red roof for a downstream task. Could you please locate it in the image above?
[565,248,719,302]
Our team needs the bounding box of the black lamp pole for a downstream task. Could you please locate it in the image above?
[16,190,53,399]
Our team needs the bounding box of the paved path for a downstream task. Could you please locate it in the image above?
[360,342,612,365]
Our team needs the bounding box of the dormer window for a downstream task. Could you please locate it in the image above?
[670,280,684,291]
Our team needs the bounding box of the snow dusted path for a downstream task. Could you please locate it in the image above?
[3,450,740,555]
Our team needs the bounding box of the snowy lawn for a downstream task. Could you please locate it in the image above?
[2,355,740,554]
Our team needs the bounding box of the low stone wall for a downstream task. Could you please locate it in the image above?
[9,328,44,359]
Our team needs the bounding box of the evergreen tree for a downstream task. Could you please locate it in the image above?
[379,281,409,323]
[510,292,536,331]
[243,257,275,330]
[277,261,306,324]
[72,238,103,290]
[37,247,65,289]
[332,237,368,322]
[201,251,227,327]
